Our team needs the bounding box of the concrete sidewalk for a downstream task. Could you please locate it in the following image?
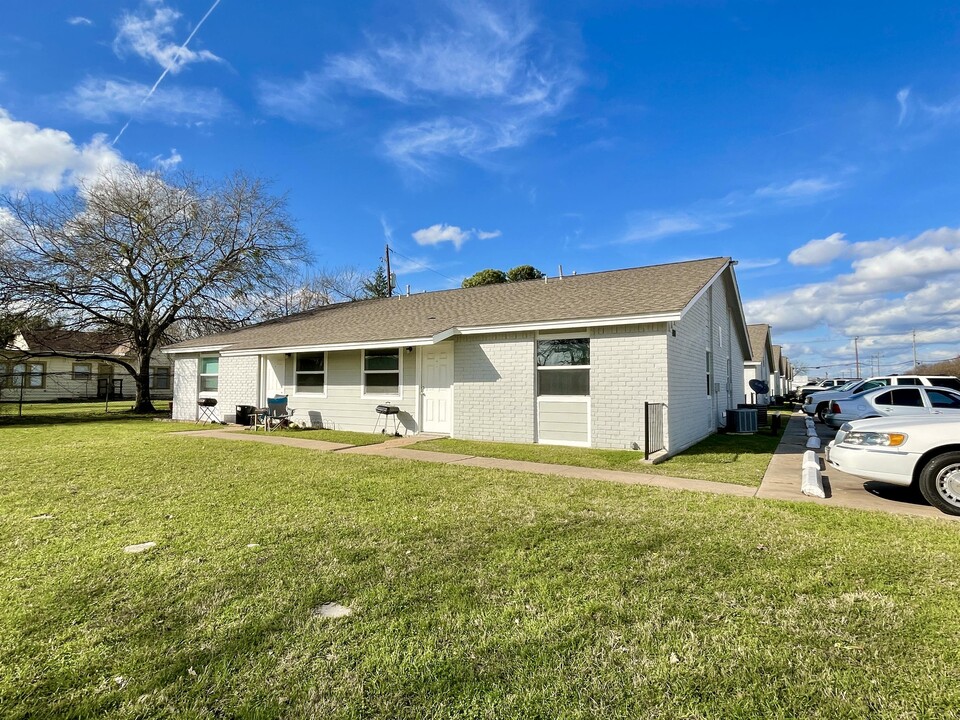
[757,413,956,521]
[176,423,957,520]
[173,427,756,497]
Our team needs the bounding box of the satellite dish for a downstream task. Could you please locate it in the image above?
[749,379,770,394]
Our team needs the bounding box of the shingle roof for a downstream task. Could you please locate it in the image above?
[15,329,130,356]
[772,344,782,368]
[747,324,771,363]
[164,257,731,353]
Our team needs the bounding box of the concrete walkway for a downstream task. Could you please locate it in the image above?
[757,413,957,521]
[177,422,957,520]
[173,427,756,497]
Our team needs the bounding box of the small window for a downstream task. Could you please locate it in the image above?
[706,350,713,396]
[72,362,92,380]
[199,356,219,393]
[537,338,590,396]
[928,390,960,409]
[886,388,924,407]
[296,352,325,392]
[363,348,400,396]
[896,377,923,386]
[8,362,45,388]
[933,378,960,391]
[873,390,893,405]
[150,367,171,390]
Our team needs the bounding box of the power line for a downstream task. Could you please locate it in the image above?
[386,246,459,285]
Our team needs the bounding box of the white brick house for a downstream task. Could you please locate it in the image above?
[163,257,751,456]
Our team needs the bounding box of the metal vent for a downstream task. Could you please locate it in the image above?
[727,408,758,433]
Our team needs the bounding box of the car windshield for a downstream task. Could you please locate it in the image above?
[837,380,861,391]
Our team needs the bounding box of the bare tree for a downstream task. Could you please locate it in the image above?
[0,166,307,412]
[255,266,371,320]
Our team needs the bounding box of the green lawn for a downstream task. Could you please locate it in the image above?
[412,413,791,487]
[2,411,959,718]
[271,427,390,446]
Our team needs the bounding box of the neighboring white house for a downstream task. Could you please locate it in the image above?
[163,257,751,456]
[770,344,784,398]
[744,324,775,405]
[0,329,172,402]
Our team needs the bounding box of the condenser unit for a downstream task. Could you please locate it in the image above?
[727,408,758,433]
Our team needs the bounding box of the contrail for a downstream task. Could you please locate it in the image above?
[112,0,222,146]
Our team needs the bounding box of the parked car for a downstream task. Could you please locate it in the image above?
[825,416,960,516]
[798,378,860,401]
[803,375,960,421]
[823,385,960,429]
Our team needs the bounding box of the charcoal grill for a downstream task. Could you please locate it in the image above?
[373,404,401,436]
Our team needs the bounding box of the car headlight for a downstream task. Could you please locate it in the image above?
[841,431,907,447]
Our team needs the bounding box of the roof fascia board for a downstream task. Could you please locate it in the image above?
[163,345,233,355]
[677,262,729,321]
[219,337,435,357]
[722,264,752,358]
[455,313,679,336]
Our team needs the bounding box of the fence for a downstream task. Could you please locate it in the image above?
[644,401,665,459]
[0,368,174,417]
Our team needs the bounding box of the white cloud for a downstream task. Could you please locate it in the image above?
[897,87,910,126]
[0,108,124,192]
[411,223,500,250]
[67,16,93,26]
[66,77,227,124]
[113,3,220,73]
[787,232,849,266]
[746,226,960,371]
[754,177,841,200]
[258,1,580,172]
[736,258,780,271]
[621,212,727,243]
[152,149,182,171]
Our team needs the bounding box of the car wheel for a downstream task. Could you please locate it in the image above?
[816,403,828,423]
[918,452,960,516]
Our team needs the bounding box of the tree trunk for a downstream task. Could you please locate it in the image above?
[132,353,155,413]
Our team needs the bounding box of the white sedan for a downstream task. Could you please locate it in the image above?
[823,385,960,429]
[826,416,960,516]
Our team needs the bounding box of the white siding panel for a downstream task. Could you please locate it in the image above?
[538,399,589,444]
[286,349,419,433]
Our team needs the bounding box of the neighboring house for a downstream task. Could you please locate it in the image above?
[770,344,783,398]
[163,257,751,456]
[0,329,172,402]
[744,324,775,405]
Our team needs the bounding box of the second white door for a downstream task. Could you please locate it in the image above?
[421,344,453,434]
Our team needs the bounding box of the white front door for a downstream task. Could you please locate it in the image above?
[421,344,453,434]
[262,355,285,403]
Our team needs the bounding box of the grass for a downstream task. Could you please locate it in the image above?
[271,427,390,446]
[2,407,960,718]
[412,412,792,487]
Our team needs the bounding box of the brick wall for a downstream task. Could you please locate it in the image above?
[666,268,748,455]
[590,324,668,449]
[217,355,260,423]
[453,333,535,443]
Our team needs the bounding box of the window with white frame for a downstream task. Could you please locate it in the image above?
[4,361,45,388]
[72,362,92,380]
[363,348,400,396]
[295,352,325,392]
[199,356,219,392]
[537,338,590,396]
[150,366,171,390]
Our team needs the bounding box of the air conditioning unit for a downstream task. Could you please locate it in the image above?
[727,408,758,433]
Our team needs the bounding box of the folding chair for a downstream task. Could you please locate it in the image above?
[264,396,292,431]
[197,398,220,424]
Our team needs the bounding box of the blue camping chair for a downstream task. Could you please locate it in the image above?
[254,396,292,431]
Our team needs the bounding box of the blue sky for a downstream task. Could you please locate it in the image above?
[3,1,960,377]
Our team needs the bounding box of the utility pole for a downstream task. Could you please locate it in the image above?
[854,336,860,378]
[384,243,393,297]
[912,329,918,370]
